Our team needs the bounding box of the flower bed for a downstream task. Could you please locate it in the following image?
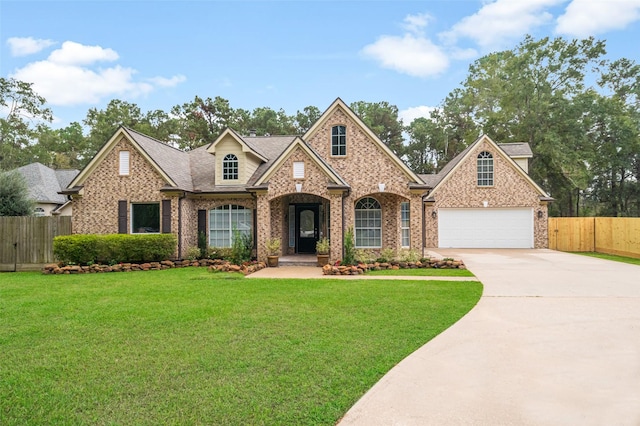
[42,259,266,275]
[322,258,465,275]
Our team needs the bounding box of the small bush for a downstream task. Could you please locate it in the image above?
[355,249,376,264]
[208,247,233,260]
[398,249,421,262]
[231,230,252,265]
[377,247,396,263]
[342,227,356,266]
[185,246,202,261]
[54,234,177,265]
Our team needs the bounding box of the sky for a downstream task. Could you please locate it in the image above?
[2,0,640,130]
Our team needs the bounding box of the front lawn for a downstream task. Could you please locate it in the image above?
[0,268,481,425]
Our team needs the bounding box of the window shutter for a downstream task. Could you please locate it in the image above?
[162,199,171,233]
[293,162,305,179]
[253,209,257,249]
[119,151,130,175]
[197,209,207,241]
[118,200,127,234]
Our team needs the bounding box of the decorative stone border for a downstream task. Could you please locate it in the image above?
[42,259,267,275]
[322,258,465,275]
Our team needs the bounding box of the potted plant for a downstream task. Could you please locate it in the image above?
[266,237,280,267]
[316,237,330,267]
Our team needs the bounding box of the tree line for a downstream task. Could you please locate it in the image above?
[1,35,639,217]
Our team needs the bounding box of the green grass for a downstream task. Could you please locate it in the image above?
[573,251,640,266]
[366,268,475,277]
[0,268,481,425]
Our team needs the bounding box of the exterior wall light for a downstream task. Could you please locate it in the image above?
[431,210,437,219]
[295,183,302,193]
[483,200,489,208]
[537,210,544,219]
[378,183,385,192]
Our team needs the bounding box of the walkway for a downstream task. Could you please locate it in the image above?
[247,265,478,281]
[339,249,640,425]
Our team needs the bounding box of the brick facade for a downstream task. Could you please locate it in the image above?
[424,139,548,248]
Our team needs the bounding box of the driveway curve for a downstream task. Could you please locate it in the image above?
[339,249,640,425]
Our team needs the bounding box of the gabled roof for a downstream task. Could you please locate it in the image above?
[427,134,549,199]
[499,142,533,158]
[207,128,268,162]
[254,137,348,187]
[15,162,79,204]
[68,126,188,190]
[303,98,424,184]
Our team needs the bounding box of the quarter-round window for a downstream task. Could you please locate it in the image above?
[223,154,239,180]
[355,197,381,248]
[477,151,493,186]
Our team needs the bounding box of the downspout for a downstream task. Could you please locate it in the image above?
[421,197,426,255]
[342,192,346,260]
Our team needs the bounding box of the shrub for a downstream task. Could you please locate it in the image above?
[54,234,177,265]
[398,249,421,262]
[198,231,208,258]
[231,230,252,265]
[208,247,233,260]
[315,237,330,255]
[185,246,202,261]
[355,249,376,264]
[0,171,33,216]
[342,227,356,266]
[377,247,396,263]
[266,237,281,256]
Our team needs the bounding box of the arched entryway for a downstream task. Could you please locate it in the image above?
[270,193,330,255]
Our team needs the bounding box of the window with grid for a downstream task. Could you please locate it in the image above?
[355,197,381,248]
[209,205,252,248]
[331,125,346,156]
[477,151,494,186]
[222,154,239,180]
[401,202,410,248]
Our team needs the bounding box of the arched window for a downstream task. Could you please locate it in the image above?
[223,154,239,180]
[33,207,45,217]
[209,205,252,248]
[331,125,346,156]
[477,151,493,186]
[355,197,381,248]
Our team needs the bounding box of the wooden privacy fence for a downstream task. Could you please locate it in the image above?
[548,217,640,259]
[0,216,72,271]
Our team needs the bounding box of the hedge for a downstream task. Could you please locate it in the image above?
[53,234,177,265]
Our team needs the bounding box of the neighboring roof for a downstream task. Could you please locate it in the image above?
[427,135,549,199]
[15,162,79,204]
[498,142,533,158]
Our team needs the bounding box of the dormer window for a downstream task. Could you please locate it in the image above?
[477,151,493,186]
[223,154,239,180]
[331,125,346,156]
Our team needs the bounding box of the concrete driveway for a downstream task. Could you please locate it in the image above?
[339,249,640,425]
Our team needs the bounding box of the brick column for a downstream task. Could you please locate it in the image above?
[255,190,270,263]
[329,191,344,263]
[410,192,424,250]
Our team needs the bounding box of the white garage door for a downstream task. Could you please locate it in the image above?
[438,208,534,248]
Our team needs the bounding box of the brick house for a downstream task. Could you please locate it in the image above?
[63,98,551,262]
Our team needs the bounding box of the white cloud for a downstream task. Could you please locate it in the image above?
[7,37,56,56]
[362,12,449,77]
[440,0,565,49]
[402,13,433,36]
[362,34,449,77]
[9,41,185,106]
[399,105,436,124]
[556,0,640,37]
[48,41,118,65]
[148,75,187,87]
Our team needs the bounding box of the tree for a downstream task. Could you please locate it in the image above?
[404,117,440,174]
[349,101,405,155]
[0,78,53,170]
[0,171,33,216]
[293,105,321,134]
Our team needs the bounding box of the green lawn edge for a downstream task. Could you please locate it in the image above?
[572,251,640,266]
[366,268,475,277]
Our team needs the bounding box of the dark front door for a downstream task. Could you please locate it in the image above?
[296,205,319,254]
